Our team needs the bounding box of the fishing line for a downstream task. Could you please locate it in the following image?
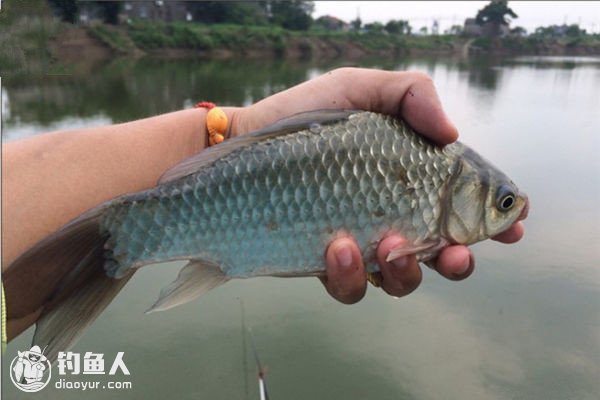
[240,298,249,400]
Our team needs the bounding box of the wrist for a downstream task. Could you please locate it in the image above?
[211,106,244,140]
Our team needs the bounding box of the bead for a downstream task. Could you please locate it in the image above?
[212,133,225,144]
[206,107,228,136]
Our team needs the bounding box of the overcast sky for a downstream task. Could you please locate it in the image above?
[313,1,600,34]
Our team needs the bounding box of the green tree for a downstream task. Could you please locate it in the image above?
[533,26,555,38]
[385,19,411,35]
[510,26,527,36]
[475,0,518,37]
[364,22,385,33]
[448,24,463,35]
[351,17,362,32]
[95,1,121,25]
[47,0,79,23]
[269,0,314,31]
[565,24,586,37]
[188,1,268,25]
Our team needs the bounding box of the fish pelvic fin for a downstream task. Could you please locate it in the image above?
[145,260,228,314]
[385,241,440,263]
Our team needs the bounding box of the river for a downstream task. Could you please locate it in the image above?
[2,55,599,400]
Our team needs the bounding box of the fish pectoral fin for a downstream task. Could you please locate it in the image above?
[385,241,438,262]
[145,260,228,314]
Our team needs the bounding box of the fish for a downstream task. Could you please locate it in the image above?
[3,110,528,361]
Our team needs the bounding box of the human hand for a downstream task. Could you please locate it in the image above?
[228,68,526,303]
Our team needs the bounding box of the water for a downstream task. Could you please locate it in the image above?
[2,55,599,399]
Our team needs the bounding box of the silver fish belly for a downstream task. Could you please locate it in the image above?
[101,111,460,278]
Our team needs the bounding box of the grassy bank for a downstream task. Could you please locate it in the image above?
[88,21,461,58]
[0,0,64,75]
[471,35,600,55]
[85,20,600,58]
[54,21,600,61]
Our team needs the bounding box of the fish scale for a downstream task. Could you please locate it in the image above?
[101,112,457,279]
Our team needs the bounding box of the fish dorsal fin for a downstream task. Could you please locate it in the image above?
[158,109,360,184]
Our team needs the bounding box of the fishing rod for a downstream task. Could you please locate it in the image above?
[248,327,269,400]
[240,299,270,400]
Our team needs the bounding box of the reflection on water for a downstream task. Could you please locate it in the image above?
[2,56,513,141]
[2,55,600,400]
[508,55,600,69]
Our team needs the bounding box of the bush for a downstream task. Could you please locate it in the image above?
[89,25,131,52]
[472,37,492,50]
[128,22,215,50]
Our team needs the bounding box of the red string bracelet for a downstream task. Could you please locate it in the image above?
[194,101,227,146]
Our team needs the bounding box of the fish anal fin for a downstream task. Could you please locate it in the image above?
[145,260,228,314]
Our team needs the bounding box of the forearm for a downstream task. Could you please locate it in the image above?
[2,107,239,268]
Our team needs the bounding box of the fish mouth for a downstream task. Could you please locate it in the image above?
[518,194,529,221]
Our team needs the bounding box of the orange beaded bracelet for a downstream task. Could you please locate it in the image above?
[194,101,228,146]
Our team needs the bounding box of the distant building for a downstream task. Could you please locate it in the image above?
[482,23,509,37]
[463,18,510,37]
[121,1,189,22]
[315,15,350,32]
[510,26,528,37]
[431,20,439,35]
[76,3,103,24]
[463,18,482,36]
[547,24,569,37]
[69,1,190,24]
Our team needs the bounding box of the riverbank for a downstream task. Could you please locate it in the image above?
[76,21,600,60]
[2,4,600,77]
[83,22,465,60]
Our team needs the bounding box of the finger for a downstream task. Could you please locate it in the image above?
[243,68,458,145]
[492,221,525,244]
[397,72,458,144]
[333,69,458,145]
[432,245,475,281]
[322,237,367,304]
[376,236,422,297]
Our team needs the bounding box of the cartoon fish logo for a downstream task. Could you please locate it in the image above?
[10,345,52,392]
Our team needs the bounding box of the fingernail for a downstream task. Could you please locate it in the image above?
[445,117,459,143]
[391,256,408,269]
[454,253,474,277]
[335,246,353,269]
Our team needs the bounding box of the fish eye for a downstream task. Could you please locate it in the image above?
[496,185,516,212]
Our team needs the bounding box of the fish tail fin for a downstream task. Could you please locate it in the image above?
[3,207,133,363]
[35,269,134,363]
